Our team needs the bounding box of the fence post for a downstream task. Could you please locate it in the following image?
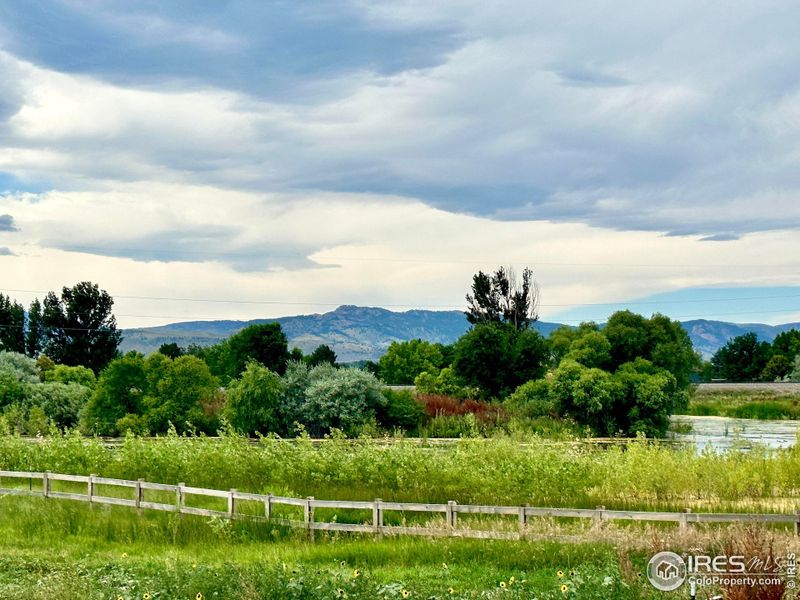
[135,479,143,513]
[447,501,458,530]
[595,505,605,528]
[228,489,237,518]
[265,493,273,520]
[305,496,315,540]
[373,498,383,538]
[42,471,50,498]
[88,474,96,504]
[518,504,528,536]
[176,482,185,513]
[680,508,692,533]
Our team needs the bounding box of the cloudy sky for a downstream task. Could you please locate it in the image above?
[0,0,799,328]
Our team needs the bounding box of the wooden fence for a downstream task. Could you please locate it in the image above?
[1,470,798,539]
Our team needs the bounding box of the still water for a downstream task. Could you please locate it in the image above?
[670,415,799,452]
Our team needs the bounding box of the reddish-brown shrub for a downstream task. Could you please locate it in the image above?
[416,394,506,423]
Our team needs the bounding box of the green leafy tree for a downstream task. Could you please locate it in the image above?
[145,355,220,434]
[378,339,444,385]
[711,332,773,382]
[603,311,698,388]
[225,323,290,379]
[760,354,793,381]
[565,331,612,369]
[223,361,286,435]
[39,282,122,373]
[41,364,96,388]
[452,324,549,398]
[157,342,184,359]
[307,344,337,367]
[465,266,539,330]
[0,294,25,353]
[452,324,514,398]
[772,329,800,361]
[81,352,147,435]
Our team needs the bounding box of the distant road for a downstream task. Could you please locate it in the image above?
[696,382,800,393]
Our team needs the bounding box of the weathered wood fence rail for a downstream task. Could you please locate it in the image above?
[1,470,798,539]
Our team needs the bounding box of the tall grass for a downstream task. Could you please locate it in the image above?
[680,389,800,419]
[1,430,799,512]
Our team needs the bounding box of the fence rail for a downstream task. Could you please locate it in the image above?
[1,470,798,539]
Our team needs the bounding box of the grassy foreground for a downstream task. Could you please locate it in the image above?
[0,496,659,599]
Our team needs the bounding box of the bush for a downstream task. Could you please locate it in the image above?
[414,367,478,399]
[302,368,386,436]
[505,379,554,418]
[379,389,426,433]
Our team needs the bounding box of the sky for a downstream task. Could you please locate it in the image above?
[0,0,799,328]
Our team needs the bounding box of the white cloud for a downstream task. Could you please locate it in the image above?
[1,182,798,327]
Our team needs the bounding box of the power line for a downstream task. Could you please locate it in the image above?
[2,288,800,311]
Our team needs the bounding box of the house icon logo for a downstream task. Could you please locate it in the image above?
[647,551,687,591]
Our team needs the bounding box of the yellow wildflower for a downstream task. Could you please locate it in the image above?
[561,584,568,593]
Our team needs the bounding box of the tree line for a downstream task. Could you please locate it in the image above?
[1,270,703,438]
[705,330,800,382]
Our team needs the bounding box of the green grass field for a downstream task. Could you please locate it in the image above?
[0,496,662,599]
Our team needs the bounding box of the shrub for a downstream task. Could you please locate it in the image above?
[505,379,554,418]
[302,368,386,436]
[379,389,426,433]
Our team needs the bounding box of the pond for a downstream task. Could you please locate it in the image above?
[670,415,799,452]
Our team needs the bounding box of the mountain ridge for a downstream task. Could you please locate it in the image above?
[119,305,800,362]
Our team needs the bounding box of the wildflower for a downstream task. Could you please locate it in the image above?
[509,576,515,584]
[340,560,346,567]
[557,570,565,578]
[560,584,568,593]
[121,553,128,558]
[352,569,361,578]
[569,570,575,577]
[143,594,151,600]
[442,562,448,570]
[448,587,455,595]
[402,590,410,598]
[337,589,345,597]
[196,593,203,600]
[192,563,197,569]
[118,597,124,600]
[499,581,507,589]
